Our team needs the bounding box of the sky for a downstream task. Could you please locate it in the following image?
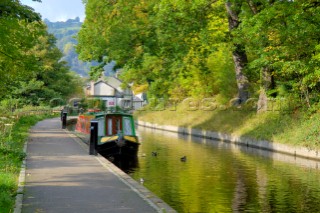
[20,0,85,22]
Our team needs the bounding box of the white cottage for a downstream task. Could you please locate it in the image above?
[85,77,134,110]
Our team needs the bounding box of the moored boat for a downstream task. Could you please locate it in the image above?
[75,109,140,157]
[75,109,103,134]
[96,112,140,157]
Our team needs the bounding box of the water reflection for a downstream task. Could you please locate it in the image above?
[101,154,139,174]
[127,126,320,213]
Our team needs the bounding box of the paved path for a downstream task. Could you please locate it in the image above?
[21,118,175,213]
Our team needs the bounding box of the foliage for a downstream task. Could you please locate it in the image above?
[239,0,320,104]
[77,0,235,102]
[0,1,84,107]
[0,0,41,22]
[77,0,320,109]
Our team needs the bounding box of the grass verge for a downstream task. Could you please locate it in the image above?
[134,102,320,150]
[0,112,57,213]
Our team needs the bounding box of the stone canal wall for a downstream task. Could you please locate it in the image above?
[136,120,320,161]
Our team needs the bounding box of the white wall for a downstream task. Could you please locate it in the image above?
[94,82,115,96]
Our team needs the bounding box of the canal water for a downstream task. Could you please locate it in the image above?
[112,126,320,213]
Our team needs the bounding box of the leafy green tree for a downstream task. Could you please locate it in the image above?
[240,0,320,108]
[77,0,237,101]
[77,0,320,110]
[0,0,84,106]
[0,0,41,21]
[0,1,42,98]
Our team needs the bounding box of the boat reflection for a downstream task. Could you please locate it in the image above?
[100,153,139,174]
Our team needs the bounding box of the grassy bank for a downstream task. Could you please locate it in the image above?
[0,112,57,212]
[134,102,320,150]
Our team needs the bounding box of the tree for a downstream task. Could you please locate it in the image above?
[0,1,42,97]
[240,0,320,109]
[0,0,84,105]
[77,0,237,101]
[0,0,41,21]
[77,0,320,110]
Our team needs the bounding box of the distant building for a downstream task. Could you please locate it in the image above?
[85,76,136,110]
[133,93,148,109]
[132,95,145,110]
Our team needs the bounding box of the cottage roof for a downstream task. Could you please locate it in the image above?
[105,76,122,88]
[94,80,116,89]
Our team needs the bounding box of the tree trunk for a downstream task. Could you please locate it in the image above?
[233,45,250,104]
[225,1,250,104]
[257,67,274,113]
[257,88,268,113]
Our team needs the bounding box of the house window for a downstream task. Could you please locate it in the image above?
[122,100,131,109]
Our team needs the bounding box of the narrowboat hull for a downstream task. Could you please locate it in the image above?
[97,135,140,157]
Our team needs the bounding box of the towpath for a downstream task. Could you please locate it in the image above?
[19,117,175,213]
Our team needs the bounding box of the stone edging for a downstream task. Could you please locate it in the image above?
[136,120,320,161]
[14,138,28,213]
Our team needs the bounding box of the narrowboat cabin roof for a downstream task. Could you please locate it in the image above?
[105,112,134,117]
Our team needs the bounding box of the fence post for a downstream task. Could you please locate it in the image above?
[89,120,98,155]
[62,111,67,129]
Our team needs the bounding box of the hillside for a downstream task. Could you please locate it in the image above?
[45,17,116,78]
[44,17,91,77]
